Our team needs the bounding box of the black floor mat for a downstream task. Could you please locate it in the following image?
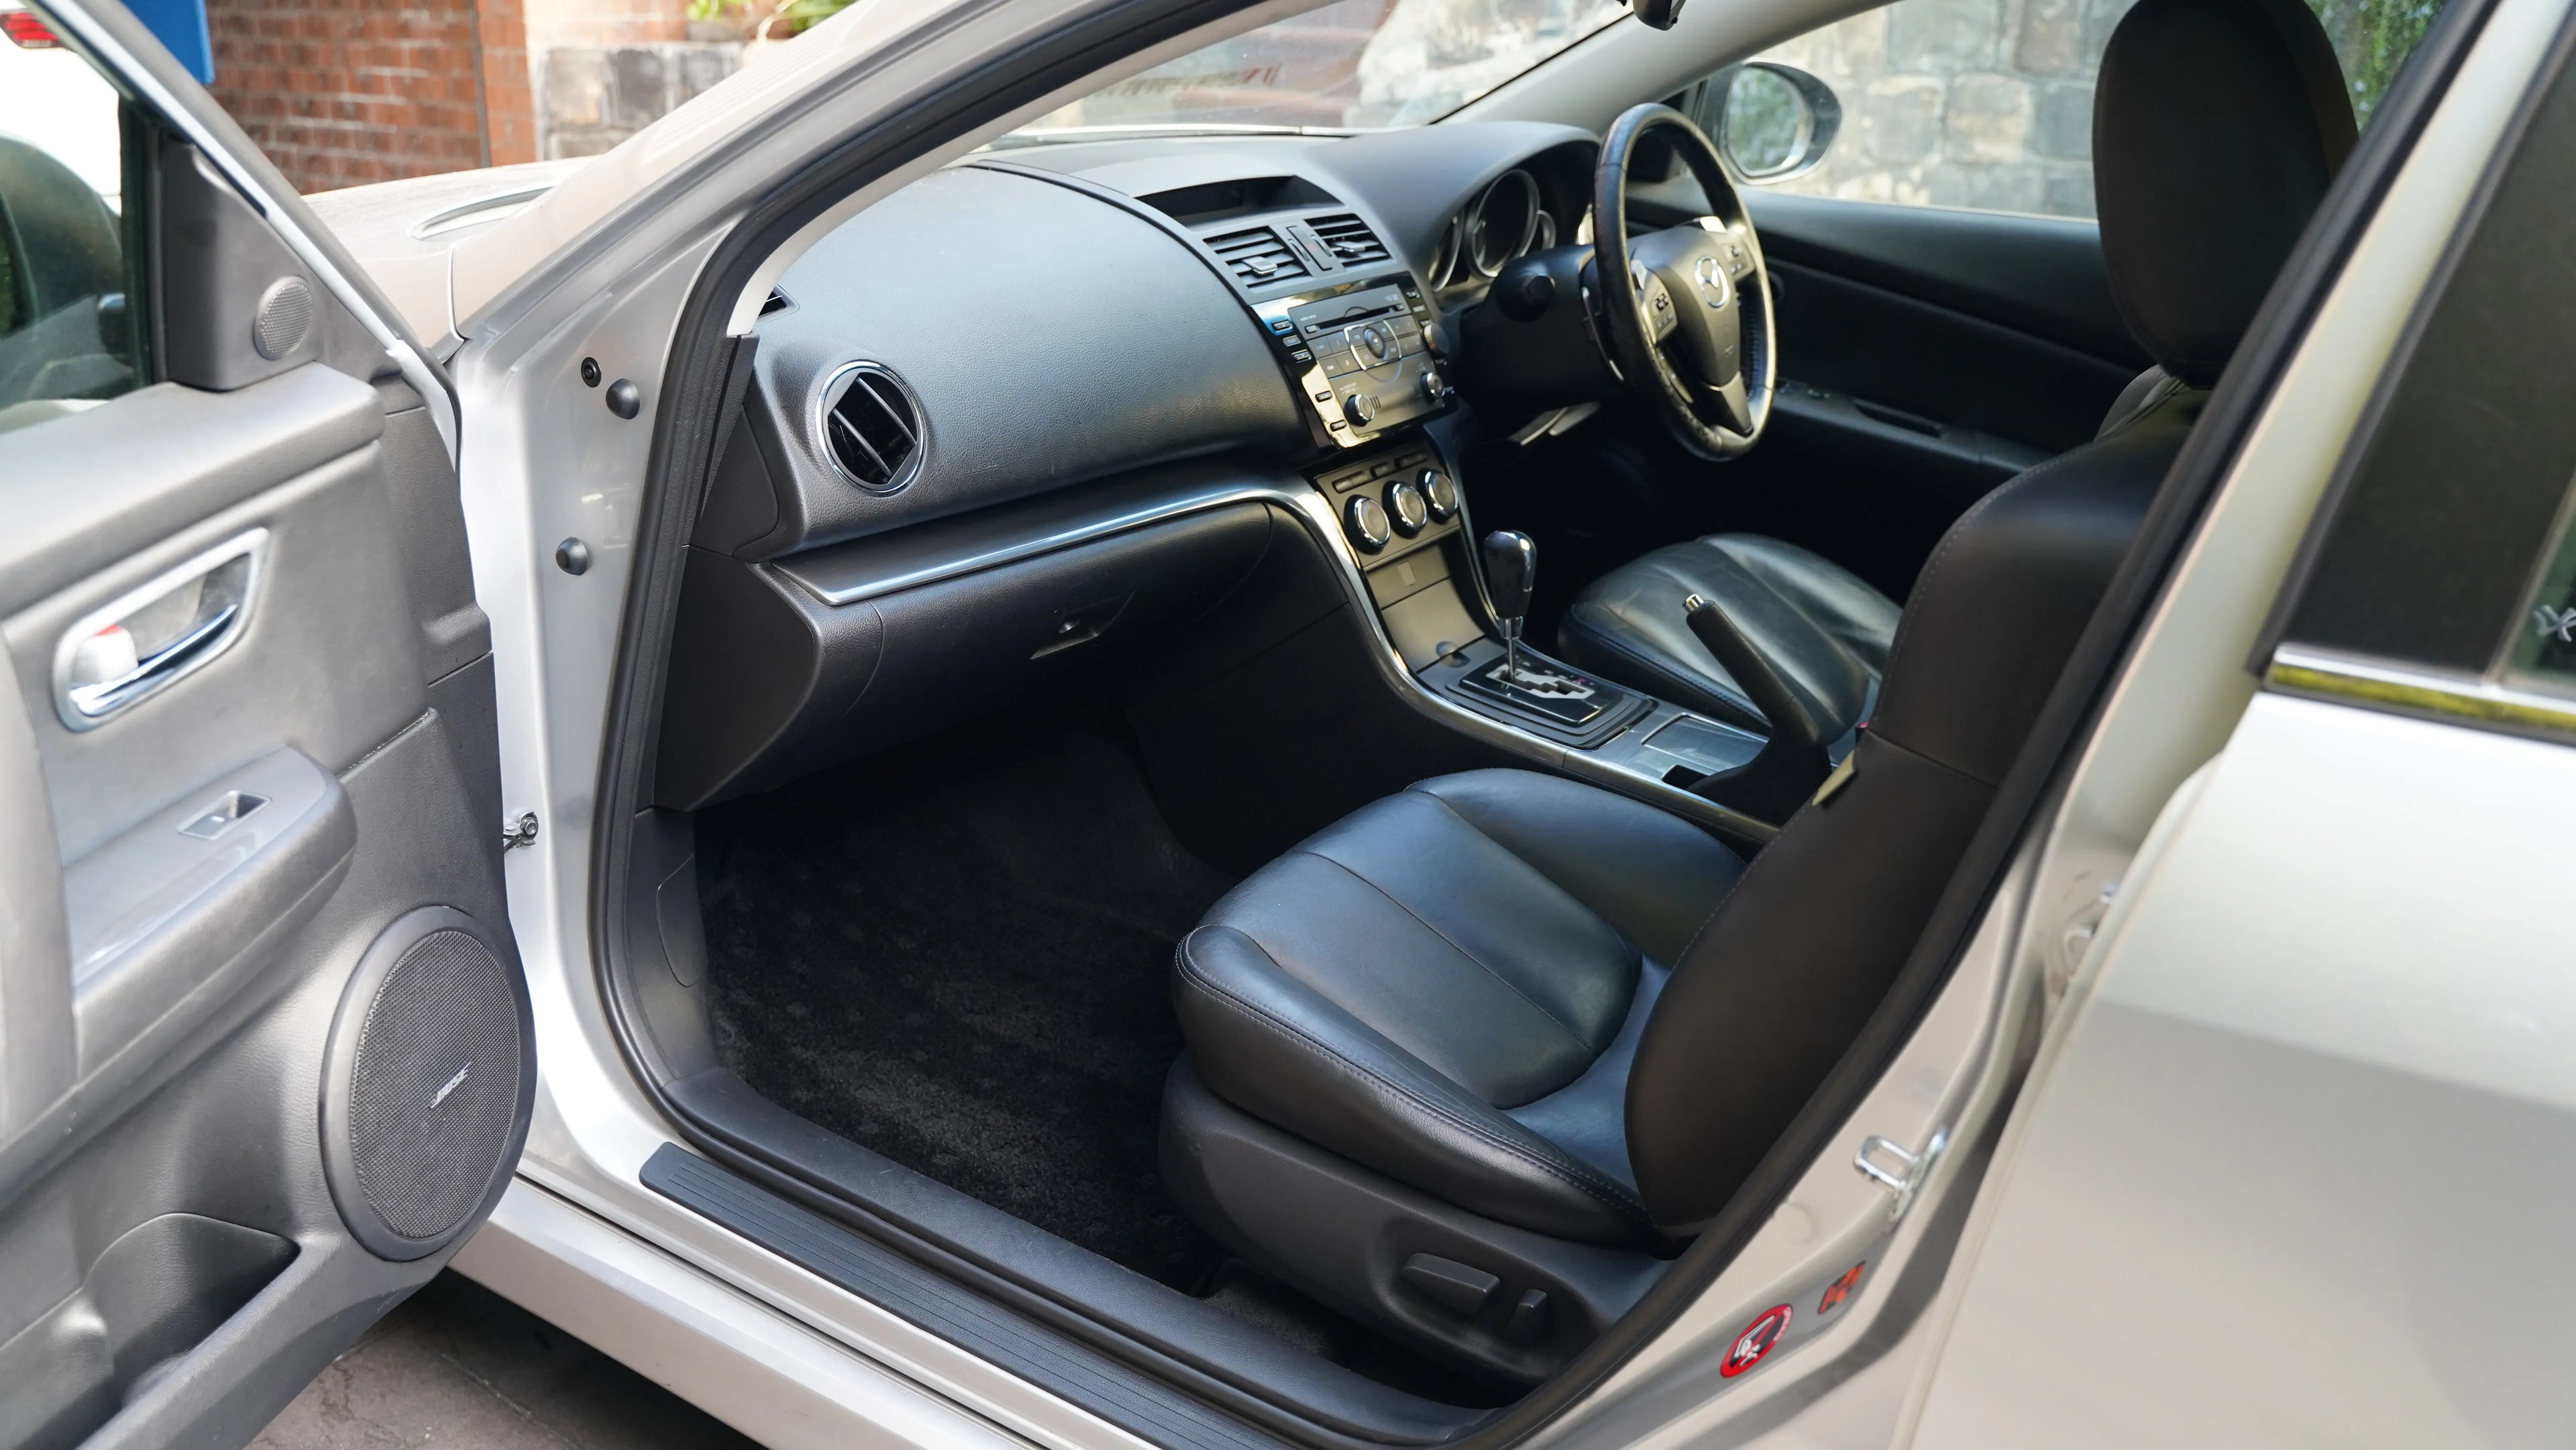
[699,725,1237,1291]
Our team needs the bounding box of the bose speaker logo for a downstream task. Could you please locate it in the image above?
[431,1062,473,1109]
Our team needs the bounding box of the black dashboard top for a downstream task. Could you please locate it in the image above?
[728,123,1600,562]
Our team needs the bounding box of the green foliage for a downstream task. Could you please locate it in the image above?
[2309,0,2447,123]
[684,0,855,30]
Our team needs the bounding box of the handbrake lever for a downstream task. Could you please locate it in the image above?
[1683,592,1864,822]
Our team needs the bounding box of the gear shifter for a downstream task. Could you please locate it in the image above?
[1482,529,1538,689]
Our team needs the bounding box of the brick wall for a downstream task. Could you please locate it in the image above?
[206,0,537,192]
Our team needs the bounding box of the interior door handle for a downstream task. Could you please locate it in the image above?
[52,530,268,731]
[66,601,240,719]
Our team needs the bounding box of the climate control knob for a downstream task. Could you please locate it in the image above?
[1342,391,1377,428]
[1421,469,1459,522]
[1386,478,1430,536]
[1344,494,1393,552]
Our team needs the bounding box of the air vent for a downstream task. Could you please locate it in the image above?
[1309,214,1390,268]
[1207,225,1311,286]
[818,363,921,494]
[760,287,794,317]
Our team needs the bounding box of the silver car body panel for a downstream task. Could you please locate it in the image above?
[286,0,2568,1437]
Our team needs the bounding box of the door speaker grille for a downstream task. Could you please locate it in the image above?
[323,908,531,1259]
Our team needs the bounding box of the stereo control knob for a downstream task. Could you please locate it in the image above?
[1419,369,1452,405]
[1386,478,1429,537]
[1421,469,1459,522]
[1344,494,1392,553]
[1343,391,1377,428]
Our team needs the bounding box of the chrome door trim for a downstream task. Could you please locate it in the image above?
[2267,644,2576,742]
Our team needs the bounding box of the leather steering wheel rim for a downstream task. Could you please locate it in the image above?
[1591,103,1776,460]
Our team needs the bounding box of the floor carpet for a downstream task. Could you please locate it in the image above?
[698,723,1237,1291]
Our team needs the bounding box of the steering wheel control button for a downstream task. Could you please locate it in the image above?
[1423,470,1459,521]
[1344,495,1393,552]
[1343,392,1377,427]
[1386,478,1430,536]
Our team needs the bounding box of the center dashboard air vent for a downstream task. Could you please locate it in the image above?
[1309,213,1390,268]
[818,362,922,494]
[1207,225,1311,286]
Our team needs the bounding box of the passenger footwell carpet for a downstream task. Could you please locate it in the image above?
[699,727,1236,1290]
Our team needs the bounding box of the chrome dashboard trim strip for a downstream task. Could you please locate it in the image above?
[2267,645,2576,740]
[771,463,1778,843]
[780,474,1284,605]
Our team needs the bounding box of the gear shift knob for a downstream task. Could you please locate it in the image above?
[1481,530,1537,633]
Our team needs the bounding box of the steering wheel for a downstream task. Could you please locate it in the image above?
[1591,103,1775,460]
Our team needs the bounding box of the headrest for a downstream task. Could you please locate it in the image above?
[2094,0,2357,386]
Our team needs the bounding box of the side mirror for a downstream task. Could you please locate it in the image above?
[1713,63,1842,181]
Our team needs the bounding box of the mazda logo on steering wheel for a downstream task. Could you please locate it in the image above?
[1695,254,1729,309]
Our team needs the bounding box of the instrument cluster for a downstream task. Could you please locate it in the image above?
[1428,168,1572,291]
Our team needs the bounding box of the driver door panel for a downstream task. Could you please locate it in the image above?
[1682,193,2151,599]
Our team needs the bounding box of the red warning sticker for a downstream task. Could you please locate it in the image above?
[1719,1304,1793,1378]
[1818,1261,1866,1315]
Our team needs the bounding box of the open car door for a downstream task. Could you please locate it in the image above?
[0,4,530,1447]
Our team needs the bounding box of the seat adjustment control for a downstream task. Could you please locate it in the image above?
[1344,494,1393,553]
[1506,1288,1550,1345]
[1401,1253,1500,1316]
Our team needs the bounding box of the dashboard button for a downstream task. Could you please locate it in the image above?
[1386,478,1429,537]
[1344,495,1392,552]
[1421,470,1458,521]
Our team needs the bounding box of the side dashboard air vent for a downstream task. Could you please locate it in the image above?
[818,363,921,493]
[760,288,794,317]
[1309,213,1390,268]
[1207,225,1311,285]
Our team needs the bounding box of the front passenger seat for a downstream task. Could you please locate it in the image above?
[1159,0,2355,1385]
[1557,0,2354,735]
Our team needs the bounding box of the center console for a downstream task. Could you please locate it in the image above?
[1304,435,1780,840]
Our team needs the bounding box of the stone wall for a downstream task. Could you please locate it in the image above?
[1748,0,2142,218]
[536,40,741,156]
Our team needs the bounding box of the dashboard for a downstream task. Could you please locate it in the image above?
[708,121,1601,561]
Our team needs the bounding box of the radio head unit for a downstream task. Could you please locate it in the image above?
[1252,274,1453,448]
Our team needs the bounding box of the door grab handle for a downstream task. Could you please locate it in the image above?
[52,530,268,731]
[66,602,239,718]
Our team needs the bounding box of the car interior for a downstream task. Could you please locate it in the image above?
[598,0,2366,1438]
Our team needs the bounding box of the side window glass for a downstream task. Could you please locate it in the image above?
[0,2,147,435]
[2267,30,2576,732]
[1693,0,2449,218]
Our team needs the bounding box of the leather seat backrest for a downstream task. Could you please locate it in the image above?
[1621,0,2356,1232]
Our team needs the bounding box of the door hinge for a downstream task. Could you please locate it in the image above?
[502,812,540,850]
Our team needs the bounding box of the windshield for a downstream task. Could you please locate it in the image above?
[1011,0,1627,137]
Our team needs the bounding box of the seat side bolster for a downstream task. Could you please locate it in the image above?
[1175,925,1662,1248]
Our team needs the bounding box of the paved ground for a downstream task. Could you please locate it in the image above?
[253,1272,765,1450]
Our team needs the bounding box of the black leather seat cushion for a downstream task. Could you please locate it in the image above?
[1559,534,1898,732]
[1173,770,1742,1247]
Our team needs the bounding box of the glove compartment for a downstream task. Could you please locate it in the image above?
[657,499,1274,809]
